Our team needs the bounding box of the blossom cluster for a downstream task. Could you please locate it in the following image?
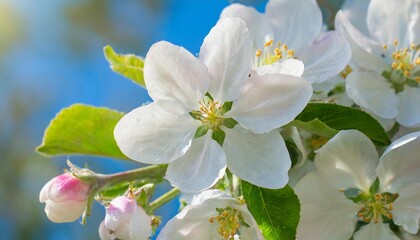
[38,0,420,239]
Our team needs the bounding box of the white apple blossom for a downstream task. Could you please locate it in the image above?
[114,17,312,193]
[219,0,351,83]
[336,0,420,128]
[39,173,91,223]
[295,130,420,239]
[157,189,264,240]
[99,196,152,240]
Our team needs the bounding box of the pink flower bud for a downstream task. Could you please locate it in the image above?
[39,173,91,223]
[99,196,152,240]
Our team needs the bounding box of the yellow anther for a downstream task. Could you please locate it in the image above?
[411,43,417,50]
[415,77,420,83]
[416,58,420,65]
[394,40,399,46]
[264,39,273,47]
[274,47,281,56]
[404,71,411,77]
[387,213,393,219]
[383,44,388,50]
[254,40,297,68]
[287,49,295,57]
[392,62,398,68]
[209,207,246,240]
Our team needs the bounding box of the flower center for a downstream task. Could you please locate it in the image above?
[208,207,247,240]
[254,39,296,68]
[189,93,238,145]
[382,40,420,92]
[191,95,224,130]
[357,192,398,224]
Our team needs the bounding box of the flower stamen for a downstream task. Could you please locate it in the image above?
[254,39,296,68]
[191,96,224,130]
[381,40,420,92]
[357,192,398,224]
[209,207,246,240]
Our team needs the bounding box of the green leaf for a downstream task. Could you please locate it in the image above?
[36,104,128,159]
[285,118,338,138]
[103,45,146,88]
[242,182,300,240]
[295,103,391,146]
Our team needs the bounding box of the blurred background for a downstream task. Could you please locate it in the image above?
[0,0,342,239]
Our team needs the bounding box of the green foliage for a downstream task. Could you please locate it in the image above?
[295,103,391,146]
[242,182,300,240]
[286,118,338,138]
[36,104,128,159]
[103,45,146,88]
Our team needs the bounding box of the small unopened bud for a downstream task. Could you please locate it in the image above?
[39,173,91,223]
[99,196,152,240]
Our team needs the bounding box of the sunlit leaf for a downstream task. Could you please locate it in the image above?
[104,45,145,88]
[285,118,338,138]
[36,104,128,159]
[242,182,300,240]
[295,103,391,146]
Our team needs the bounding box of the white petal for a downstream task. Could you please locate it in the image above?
[288,126,308,169]
[397,87,420,128]
[367,0,419,46]
[127,206,152,240]
[230,203,264,240]
[39,179,53,202]
[392,184,420,234]
[346,71,399,119]
[341,0,370,36]
[144,41,209,109]
[99,221,115,240]
[288,160,315,188]
[253,58,304,77]
[265,0,322,52]
[408,2,420,44]
[200,18,253,102]
[114,101,199,164]
[401,231,420,240]
[105,196,136,231]
[220,3,273,47]
[335,11,388,72]
[166,133,227,193]
[378,131,420,192]
[157,205,218,240]
[228,73,312,134]
[43,199,86,223]
[190,189,232,206]
[295,173,359,240]
[315,130,379,191]
[354,223,399,240]
[300,31,352,83]
[223,126,291,189]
